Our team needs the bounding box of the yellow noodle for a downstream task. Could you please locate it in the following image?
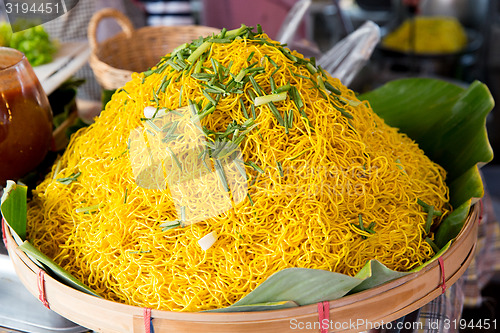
[27,32,450,312]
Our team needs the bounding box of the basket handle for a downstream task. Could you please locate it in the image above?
[88,8,135,51]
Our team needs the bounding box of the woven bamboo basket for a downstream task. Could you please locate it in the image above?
[3,203,479,333]
[88,8,220,90]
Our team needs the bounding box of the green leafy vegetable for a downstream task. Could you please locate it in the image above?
[0,23,58,66]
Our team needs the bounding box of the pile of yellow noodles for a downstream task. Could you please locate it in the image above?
[27,30,450,311]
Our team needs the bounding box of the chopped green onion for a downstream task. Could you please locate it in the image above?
[56,172,81,185]
[171,42,188,56]
[350,214,376,239]
[346,99,361,106]
[247,193,254,206]
[123,188,128,204]
[292,72,310,79]
[202,90,217,106]
[233,158,248,181]
[395,159,406,173]
[175,57,187,69]
[271,66,281,77]
[358,214,365,231]
[330,102,353,119]
[265,54,278,67]
[246,51,255,62]
[235,69,247,83]
[76,204,100,214]
[249,173,260,187]
[249,76,263,96]
[191,73,215,81]
[239,98,249,118]
[197,104,216,121]
[254,92,288,106]
[417,199,443,216]
[245,160,264,174]
[246,66,265,74]
[224,24,248,39]
[282,49,298,62]
[290,86,304,109]
[219,27,227,38]
[288,109,294,128]
[166,59,182,71]
[316,75,326,91]
[275,83,292,93]
[178,86,183,107]
[146,119,161,133]
[317,65,328,78]
[425,205,435,234]
[270,76,276,92]
[324,81,342,95]
[425,237,440,253]
[214,159,229,192]
[267,102,285,126]
[187,41,212,64]
[250,104,257,119]
[166,147,183,171]
[160,220,182,231]
[162,121,179,137]
[210,38,233,43]
[277,161,284,177]
[306,63,317,75]
[127,250,152,254]
[194,58,203,73]
[284,111,289,134]
[180,206,186,222]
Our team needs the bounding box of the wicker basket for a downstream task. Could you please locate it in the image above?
[88,8,220,90]
[4,203,479,333]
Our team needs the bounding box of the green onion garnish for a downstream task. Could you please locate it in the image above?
[214,159,229,192]
[160,220,182,231]
[166,147,182,171]
[56,172,81,185]
[245,160,264,174]
[254,92,288,106]
[246,51,255,62]
[277,161,284,177]
[187,41,212,64]
[76,204,100,214]
[247,193,254,206]
[425,237,440,253]
[417,199,443,216]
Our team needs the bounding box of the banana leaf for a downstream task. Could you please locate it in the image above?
[0,78,494,312]
[1,181,27,241]
[359,78,494,246]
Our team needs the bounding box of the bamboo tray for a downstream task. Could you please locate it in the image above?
[4,203,479,333]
